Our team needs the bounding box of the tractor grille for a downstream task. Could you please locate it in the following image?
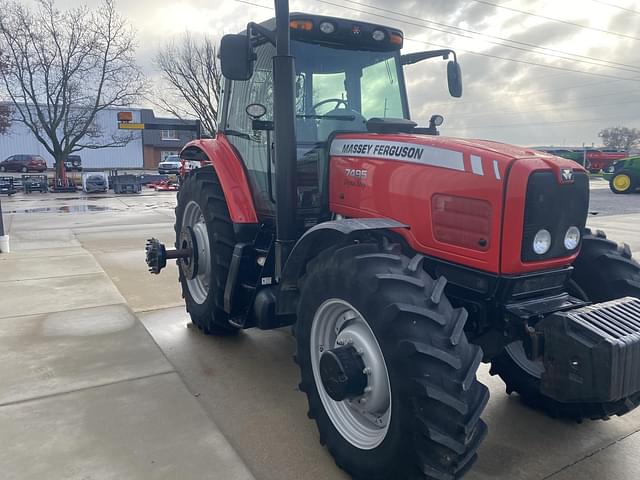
[521,171,589,262]
[569,297,640,340]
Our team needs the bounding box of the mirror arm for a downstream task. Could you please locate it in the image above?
[247,22,277,46]
[401,49,457,66]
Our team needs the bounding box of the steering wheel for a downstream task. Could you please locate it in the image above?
[312,98,349,111]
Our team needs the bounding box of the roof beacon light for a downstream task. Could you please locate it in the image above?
[372,29,386,41]
[319,21,336,34]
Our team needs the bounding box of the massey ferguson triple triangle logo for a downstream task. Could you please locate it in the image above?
[561,168,574,182]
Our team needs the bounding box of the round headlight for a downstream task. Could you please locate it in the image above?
[372,29,386,41]
[533,229,552,255]
[564,226,581,250]
[319,21,335,34]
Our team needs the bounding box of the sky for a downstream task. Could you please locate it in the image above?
[32,0,640,147]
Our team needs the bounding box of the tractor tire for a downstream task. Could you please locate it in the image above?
[491,229,640,420]
[609,171,637,194]
[295,240,488,480]
[174,166,239,335]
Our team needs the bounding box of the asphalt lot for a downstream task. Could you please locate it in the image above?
[1,177,640,480]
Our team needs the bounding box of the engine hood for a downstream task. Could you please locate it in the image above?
[331,132,583,176]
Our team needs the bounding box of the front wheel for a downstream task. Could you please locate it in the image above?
[21,166,28,173]
[610,172,637,194]
[296,240,488,480]
[174,166,239,335]
[491,229,640,419]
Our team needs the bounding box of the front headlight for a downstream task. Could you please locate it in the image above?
[564,226,581,250]
[533,229,552,255]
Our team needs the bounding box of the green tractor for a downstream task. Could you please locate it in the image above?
[606,156,640,194]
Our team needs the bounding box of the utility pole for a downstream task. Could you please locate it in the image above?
[0,198,9,253]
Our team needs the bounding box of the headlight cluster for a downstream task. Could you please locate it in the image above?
[532,226,581,255]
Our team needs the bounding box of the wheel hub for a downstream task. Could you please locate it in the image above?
[310,299,392,450]
[319,345,367,401]
[178,226,199,280]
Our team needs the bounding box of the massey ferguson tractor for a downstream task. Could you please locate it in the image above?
[145,2,640,478]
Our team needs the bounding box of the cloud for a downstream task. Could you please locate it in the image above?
[20,0,640,147]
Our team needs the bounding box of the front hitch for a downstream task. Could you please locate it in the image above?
[145,237,193,275]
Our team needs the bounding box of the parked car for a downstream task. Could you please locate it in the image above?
[54,154,83,172]
[158,155,181,174]
[0,154,47,173]
[605,156,640,194]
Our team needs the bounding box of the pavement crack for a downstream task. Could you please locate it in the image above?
[542,427,640,479]
[0,370,176,409]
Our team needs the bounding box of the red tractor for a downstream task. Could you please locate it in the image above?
[145,3,640,479]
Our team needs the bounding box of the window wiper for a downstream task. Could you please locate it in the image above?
[296,114,356,121]
[223,129,252,140]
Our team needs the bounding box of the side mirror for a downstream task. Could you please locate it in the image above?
[447,61,463,98]
[219,34,255,81]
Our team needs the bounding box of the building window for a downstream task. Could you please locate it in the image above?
[161,130,179,140]
[161,151,179,161]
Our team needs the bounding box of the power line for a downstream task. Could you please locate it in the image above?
[310,0,640,82]
[334,0,640,73]
[470,0,640,41]
[403,35,640,83]
[590,0,640,16]
[232,0,640,90]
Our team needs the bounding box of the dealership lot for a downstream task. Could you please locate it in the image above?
[0,178,639,480]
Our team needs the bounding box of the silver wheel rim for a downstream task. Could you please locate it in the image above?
[310,299,391,450]
[505,341,544,378]
[182,201,211,305]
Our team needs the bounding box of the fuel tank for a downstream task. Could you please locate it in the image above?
[328,132,587,275]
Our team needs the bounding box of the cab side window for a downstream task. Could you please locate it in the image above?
[225,42,276,216]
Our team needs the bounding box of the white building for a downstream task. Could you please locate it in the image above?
[0,106,144,169]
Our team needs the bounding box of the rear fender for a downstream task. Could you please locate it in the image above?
[277,218,408,316]
[181,135,258,224]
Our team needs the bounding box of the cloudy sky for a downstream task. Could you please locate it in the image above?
[40,0,640,147]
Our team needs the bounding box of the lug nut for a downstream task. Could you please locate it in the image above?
[356,348,364,356]
[364,386,373,393]
[363,367,372,375]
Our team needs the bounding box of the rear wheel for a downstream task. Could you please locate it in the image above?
[21,166,28,173]
[296,240,488,479]
[491,229,640,420]
[0,166,5,172]
[610,171,637,194]
[174,166,239,335]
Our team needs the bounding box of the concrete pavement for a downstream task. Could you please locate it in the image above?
[0,191,255,480]
[1,182,640,480]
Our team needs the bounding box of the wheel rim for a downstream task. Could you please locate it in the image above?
[505,342,544,378]
[310,299,391,450]
[182,201,211,305]
[613,174,631,191]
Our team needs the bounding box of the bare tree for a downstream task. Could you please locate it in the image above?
[0,0,145,177]
[154,34,221,137]
[0,103,10,134]
[599,126,640,151]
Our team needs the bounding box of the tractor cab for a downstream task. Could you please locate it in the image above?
[218,13,458,222]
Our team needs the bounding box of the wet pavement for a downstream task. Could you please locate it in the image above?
[1,180,640,480]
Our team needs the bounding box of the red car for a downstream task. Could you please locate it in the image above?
[0,154,47,173]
